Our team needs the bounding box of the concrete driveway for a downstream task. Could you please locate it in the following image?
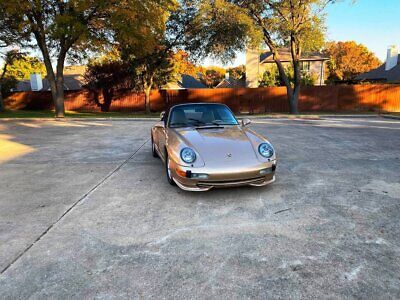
[0,117,399,299]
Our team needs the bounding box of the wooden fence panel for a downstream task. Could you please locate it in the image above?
[5,84,400,113]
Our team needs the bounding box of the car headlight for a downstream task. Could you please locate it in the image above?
[258,142,274,158]
[180,147,196,163]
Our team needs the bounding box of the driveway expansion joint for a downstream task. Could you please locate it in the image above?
[0,138,150,275]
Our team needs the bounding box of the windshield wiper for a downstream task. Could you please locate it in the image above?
[187,118,205,125]
[209,121,223,126]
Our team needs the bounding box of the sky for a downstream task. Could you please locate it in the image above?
[204,0,400,67]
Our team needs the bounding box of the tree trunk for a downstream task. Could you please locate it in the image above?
[0,86,4,112]
[144,87,151,114]
[41,56,64,118]
[101,89,113,112]
[142,72,154,114]
[54,54,66,118]
[289,35,301,115]
[261,26,302,114]
[55,82,65,118]
[287,86,299,114]
[0,62,8,112]
[270,47,298,114]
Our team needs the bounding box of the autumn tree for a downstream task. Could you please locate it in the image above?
[0,0,176,117]
[324,41,381,82]
[199,66,226,88]
[172,50,199,77]
[179,0,333,114]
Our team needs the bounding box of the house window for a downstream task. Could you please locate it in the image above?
[300,61,311,73]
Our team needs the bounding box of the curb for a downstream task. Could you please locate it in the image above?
[242,114,381,120]
[380,114,400,121]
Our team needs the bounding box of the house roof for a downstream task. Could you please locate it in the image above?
[260,48,329,63]
[163,74,207,89]
[180,74,207,88]
[356,55,400,83]
[216,76,246,88]
[14,74,85,92]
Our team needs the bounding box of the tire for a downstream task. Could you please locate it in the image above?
[165,152,176,186]
[151,135,158,158]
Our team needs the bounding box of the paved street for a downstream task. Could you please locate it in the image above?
[0,117,399,299]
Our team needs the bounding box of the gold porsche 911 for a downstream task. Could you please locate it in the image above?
[151,103,277,191]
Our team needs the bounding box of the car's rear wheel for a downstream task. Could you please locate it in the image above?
[165,152,176,186]
[151,135,158,158]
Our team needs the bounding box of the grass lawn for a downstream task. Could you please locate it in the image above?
[0,110,160,119]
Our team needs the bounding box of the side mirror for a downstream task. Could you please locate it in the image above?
[241,118,251,126]
[160,111,165,121]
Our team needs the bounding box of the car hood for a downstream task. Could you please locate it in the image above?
[172,126,261,163]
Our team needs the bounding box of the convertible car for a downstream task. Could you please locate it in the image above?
[151,103,277,191]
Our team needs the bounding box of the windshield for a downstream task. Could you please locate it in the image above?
[168,104,238,128]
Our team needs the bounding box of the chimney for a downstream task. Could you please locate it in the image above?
[30,73,43,91]
[225,71,230,81]
[385,45,398,71]
[245,47,260,88]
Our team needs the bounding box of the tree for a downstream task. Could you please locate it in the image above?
[172,50,199,77]
[0,52,46,112]
[0,50,23,112]
[260,64,317,87]
[5,55,46,80]
[227,65,245,80]
[179,0,332,114]
[0,5,24,112]
[324,41,381,82]
[128,48,175,114]
[84,57,131,112]
[199,66,226,88]
[259,66,280,87]
[0,0,176,117]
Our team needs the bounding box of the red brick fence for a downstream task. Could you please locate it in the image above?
[5,84,400,113]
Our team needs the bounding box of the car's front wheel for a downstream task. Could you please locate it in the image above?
[151,135,158,158]
[165,152,176,186]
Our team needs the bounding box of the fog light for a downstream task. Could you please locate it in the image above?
[260,167,273,175]
[190,173,209,179]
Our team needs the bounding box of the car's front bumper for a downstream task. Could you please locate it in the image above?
[170,159,277,192]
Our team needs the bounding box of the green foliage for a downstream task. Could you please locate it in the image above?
[5,55,46,80]
[0,50,25,100]
[227,65,245,80]
[260,64,317,87]
[111,0,177,58]
[301,72,318,86]
[129,49,176,91]
[0,77,17,97]
[199,67,226,88]
[259,67,280,87]
[84,57,132,112]
[177,0,263,63]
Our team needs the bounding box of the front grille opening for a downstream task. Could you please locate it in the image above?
[197,176,266,187]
